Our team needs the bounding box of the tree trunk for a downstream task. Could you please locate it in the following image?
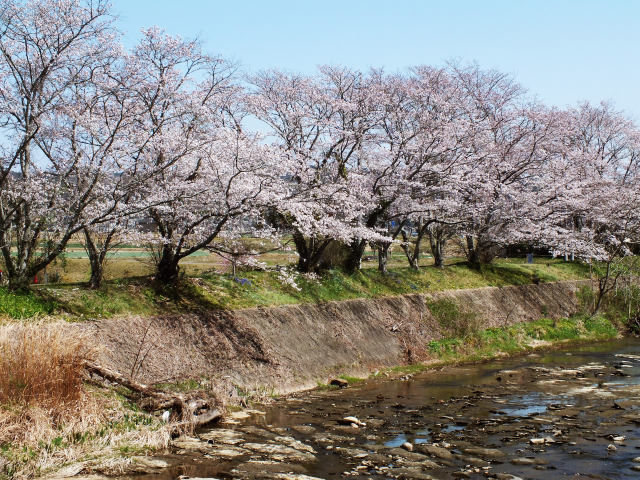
[293,230,312,273]
[83,227,116,289]
[8,273,32,290]
[155,246,180,284]
[344,239,367,273]
[593,261,612,314]
[84,361,221,429]
[378,242,391,274]
[429,231,446,268]
[88,259,104,289]
[342,206,387,273]
[466,235,481,268]
[3,237,36,290]
[400,229,421,270]
[292,230,331,273]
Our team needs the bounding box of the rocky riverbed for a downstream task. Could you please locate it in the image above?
[123,339,640,480]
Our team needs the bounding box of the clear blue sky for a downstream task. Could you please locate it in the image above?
[113,0,640,120]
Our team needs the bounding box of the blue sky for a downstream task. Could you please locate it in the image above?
[114,1,640,120]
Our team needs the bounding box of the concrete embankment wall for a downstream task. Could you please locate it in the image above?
[81,280,589,397]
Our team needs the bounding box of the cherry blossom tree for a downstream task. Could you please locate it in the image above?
[445,64,565,267]
[248,66,382,273]
[348,66,472,272]
[535,102,640,311]
[0,0,131,288]
[125,29,281,283]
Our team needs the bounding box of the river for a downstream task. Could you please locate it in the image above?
[128,339,640,480]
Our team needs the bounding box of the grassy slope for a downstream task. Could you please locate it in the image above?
[425,314,619,363]
[344,314,622,381]
[0,257,591,321]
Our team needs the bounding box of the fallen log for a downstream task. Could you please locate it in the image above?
[83,361,221,428]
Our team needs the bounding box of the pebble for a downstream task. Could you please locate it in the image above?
[338,416,366,427]
[401,441,413,452]
[510,457,537,466]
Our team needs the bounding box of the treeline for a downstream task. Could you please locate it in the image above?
[1,0,639,289]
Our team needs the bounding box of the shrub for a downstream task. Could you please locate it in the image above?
[576,285,596,313]
[427,298,480,338]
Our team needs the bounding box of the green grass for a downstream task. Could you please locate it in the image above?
[0,287,56,319]
[188,257,590,311]
[0,257,592,321]
[385,313,622,378]
[426,314,620,362]
[338,374,365,384]
[153,378,205,392]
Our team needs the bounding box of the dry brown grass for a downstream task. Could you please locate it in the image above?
[0,323,169,479]
[0,322,93,408]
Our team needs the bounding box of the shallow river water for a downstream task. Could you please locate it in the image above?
[130,339,640,480]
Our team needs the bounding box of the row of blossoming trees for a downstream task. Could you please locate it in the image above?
[0,0,639,290]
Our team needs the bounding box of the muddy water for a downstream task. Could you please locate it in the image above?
[132,339,640,480]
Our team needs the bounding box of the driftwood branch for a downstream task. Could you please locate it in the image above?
[83,361,222,428]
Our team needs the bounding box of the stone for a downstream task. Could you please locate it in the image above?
[510,457,545,466]
[455,455,486,467]
[365,453,392,464]
[274,436,316,454]
[52,464,86,477]
[200,428,244,445]
[452,472,471,478]
[269,475,325,480]
[402,442,414,452]
[208,447,246,459]
[242,443,316,463]
[178,478,221,480]
[386,467,438,480]
[291,425,316,435]
[172,437,216,454]
[416,444,454,460]
[329,378,348,388]
[461,446,506,459]
[129,457,170,473]
[230,411,251,420]
[232,460,308,476]
[333,446,369,458]
[366,418,385,428]
[338,416,366,427]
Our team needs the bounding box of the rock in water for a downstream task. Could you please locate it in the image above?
[338,416,365,427]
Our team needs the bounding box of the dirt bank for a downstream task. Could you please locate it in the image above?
[79,280,589,399]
